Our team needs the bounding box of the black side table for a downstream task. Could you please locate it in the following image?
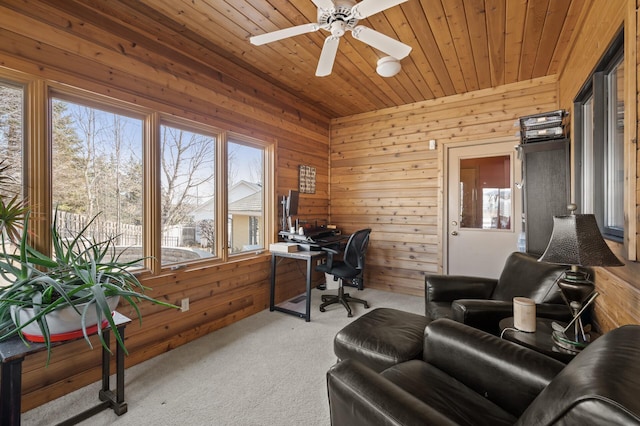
[499,317,578,363]
[0,311,131,426]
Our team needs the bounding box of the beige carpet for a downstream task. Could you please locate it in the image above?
[22,287,424,426]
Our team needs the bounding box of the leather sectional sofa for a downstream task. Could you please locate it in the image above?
[327,318,640,425]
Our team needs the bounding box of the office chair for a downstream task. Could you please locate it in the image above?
[316,228,371,317]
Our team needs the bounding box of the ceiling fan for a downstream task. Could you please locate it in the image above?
[250,0,412,77]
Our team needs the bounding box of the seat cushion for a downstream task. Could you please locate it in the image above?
[382,360,517,426]
[334,307,429,372]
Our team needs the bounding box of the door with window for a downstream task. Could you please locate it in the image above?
[446,141,522,278]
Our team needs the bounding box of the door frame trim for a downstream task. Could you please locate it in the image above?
[440,136,519,274]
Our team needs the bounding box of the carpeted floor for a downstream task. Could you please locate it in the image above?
[22,287,424,426]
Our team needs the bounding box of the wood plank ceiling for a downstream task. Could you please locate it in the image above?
[10,0,589,119]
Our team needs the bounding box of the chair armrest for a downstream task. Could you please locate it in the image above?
[450,299,514,334]
[425,275,497,303]
[423,319,565,417]
[327,359,458,426]
[320,246,339,269]
[451,300,572,335]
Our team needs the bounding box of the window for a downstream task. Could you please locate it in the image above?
[0,81,25,263]
[0,82,23,198]
[459,155,511,230]
[160,122,217,265]
[227,139,264,254]
[1,68,274,272]
[575,31,624,240]
[51,95,144,262]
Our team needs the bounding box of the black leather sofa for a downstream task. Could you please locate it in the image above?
[327,318,640,425]
[425,252,572,335]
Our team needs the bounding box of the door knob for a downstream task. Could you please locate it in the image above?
[450,231,458,236]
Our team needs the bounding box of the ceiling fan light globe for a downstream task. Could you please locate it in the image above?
[376,56,401,77]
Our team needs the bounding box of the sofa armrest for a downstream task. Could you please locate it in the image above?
[425,275,497,303]
[451,300,573,335]
[327,359,458,426]
[423,319,565,417]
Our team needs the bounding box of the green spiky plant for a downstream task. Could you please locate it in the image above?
[0,165,178,361]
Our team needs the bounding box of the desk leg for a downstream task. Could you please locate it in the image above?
[305,257,312,322]
[270,253,276,312]
[0,358,22,426]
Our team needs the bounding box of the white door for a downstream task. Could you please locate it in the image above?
[446,140,522,278]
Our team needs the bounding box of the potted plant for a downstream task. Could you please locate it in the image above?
[0,171,178,358]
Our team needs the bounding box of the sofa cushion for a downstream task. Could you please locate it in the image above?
[382,360,516,426]
[334,307,429,372]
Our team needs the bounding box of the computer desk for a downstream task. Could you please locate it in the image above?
[269,235,348,322]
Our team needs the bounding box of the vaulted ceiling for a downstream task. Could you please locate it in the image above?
[10,0,589,118]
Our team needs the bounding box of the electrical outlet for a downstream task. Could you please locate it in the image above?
[181,298,189,312]
[317,258,326,265]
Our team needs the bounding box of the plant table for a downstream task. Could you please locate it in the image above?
[0,311,131,426]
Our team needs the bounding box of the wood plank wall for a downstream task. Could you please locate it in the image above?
[0,3,331,411]
[556,0,640,332]
[329,76,559,296]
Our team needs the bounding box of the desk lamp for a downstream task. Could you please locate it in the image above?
[538,205,623,349]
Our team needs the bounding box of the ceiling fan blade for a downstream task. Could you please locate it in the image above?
[351,25,412,59]
[311,0,335,12]
[316,36,340,77]
[250,23,319,45]
[351,0,408,20]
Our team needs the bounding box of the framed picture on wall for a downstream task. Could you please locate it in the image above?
[299,165,316,194]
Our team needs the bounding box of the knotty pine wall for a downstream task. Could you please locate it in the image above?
[329,76,559,296]
[556,0,640,332]
[0,4,331,411]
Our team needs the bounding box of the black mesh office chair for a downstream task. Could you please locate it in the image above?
[316,228,371,317]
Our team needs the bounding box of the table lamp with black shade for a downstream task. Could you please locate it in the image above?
[538,204,623,351]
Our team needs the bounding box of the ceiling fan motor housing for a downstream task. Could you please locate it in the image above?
[318,1,359,35]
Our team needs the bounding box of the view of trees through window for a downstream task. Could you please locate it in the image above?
[2,82,268,269]
[51,97,144,260]
[0,82,23,200]
[0,82,24,262]
[160,124,216,265]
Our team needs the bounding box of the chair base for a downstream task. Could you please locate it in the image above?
[320,285,369,317]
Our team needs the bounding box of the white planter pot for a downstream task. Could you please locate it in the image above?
[10,296,120,337]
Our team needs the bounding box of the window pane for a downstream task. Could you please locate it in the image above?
[0,83,23,199]
[228,141,264,254]
[51,98,143,263]
[161,125,216,265]
[459,155,511,230]
[606,58,624,233]
[0,82,24,281]
[581,96,594,213]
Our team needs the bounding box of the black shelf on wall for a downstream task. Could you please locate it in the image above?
[517,110,570,256]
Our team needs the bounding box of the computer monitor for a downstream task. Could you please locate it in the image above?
[286,189,299,217]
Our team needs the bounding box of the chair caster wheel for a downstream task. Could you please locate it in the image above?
[320,307,326,312]
[347,313,353,317]
[364,304,370,309]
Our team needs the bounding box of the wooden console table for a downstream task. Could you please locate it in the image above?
[0,311,131,426]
